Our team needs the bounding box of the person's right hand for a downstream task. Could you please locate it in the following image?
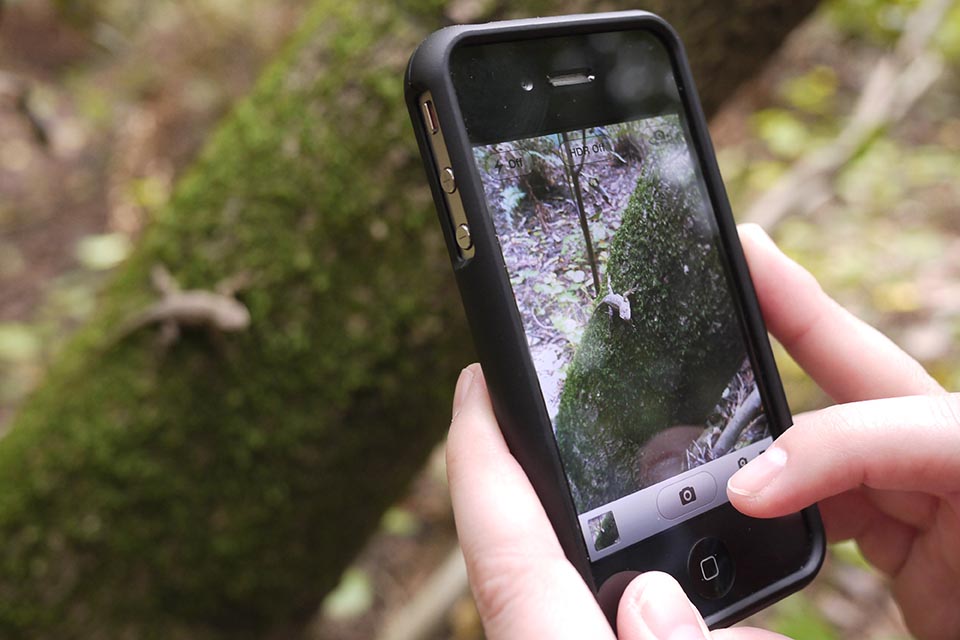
[447,223,960,640]
[718,224,960,640]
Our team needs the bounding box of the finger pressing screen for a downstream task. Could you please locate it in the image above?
[727,393,960,516]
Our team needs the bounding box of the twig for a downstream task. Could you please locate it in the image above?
[561,130,602,296]
[375,544,469,640]
[713,387,762,456]
[746,0,953,230]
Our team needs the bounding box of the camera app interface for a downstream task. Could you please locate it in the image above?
[474,116,773,560]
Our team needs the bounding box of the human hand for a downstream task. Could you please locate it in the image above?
[445,223,959,640]
[728,224,960,640]
[448,364,787,639]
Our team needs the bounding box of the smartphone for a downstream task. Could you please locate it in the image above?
[405,11,824,628]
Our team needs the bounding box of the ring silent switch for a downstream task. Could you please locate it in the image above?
[688,537,735,599]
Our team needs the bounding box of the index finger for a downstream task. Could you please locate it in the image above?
[739,224,944,402]
[729,393,960,515]
[446,364,615,640]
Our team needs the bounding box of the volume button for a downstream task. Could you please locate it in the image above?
[418,90,474,260]
[455,223,472,250]
[440,167,456,194]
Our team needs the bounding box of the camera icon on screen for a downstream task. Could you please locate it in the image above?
[679,486,697,506]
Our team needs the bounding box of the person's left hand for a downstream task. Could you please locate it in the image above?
[447,364,787,639]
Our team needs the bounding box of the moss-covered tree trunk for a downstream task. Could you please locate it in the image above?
[0,1,817,637]
[556,120,745,513]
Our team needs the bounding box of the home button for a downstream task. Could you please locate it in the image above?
[687,537,734,599]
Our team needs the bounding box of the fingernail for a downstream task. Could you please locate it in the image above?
[739,223,775,247]
[635,573,708,640]
[451,366,476,420]
[728,445,787,498]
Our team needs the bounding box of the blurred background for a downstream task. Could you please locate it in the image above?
[0,0,958,638]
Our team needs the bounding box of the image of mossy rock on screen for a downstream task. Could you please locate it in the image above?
[555,146,746,515]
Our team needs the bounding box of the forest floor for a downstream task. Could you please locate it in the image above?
[1,0,958,639]
[478,131,644,419]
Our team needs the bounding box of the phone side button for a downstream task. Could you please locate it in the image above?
[687,537,735,599]
[440,167,457,194]
[455,224,473,251]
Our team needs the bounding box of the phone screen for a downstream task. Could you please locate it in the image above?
[453,31,773,563]
[472,119,771,561]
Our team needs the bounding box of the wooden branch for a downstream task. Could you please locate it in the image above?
[745,0,952,230]
[375,545,468,640]
[713,387,762,456]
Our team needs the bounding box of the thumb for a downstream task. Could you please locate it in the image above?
[617,572,710,640]
[618,572,793,640]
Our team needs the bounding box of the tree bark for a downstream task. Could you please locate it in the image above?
[0,0,817,637]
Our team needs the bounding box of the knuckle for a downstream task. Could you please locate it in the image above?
[803,403,862,446]
[935,393,960,434]
[465,546,569,630]
[908,360,946,395]
[468,552,524,626]
[444,420,474,482]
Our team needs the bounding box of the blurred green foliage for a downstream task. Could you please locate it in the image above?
[825,0,920,44]
[937,4,960,59]
[321,568,375,621]
[780,66,839,115]
[724,0,960,635]
[721,0,960,424]
[831,540,873,570]
[770,592,841,640]
[827,0,960,61]
[753,109,814,159]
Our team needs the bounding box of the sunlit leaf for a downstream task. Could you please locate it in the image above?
[380,507,420,537]
[75,233,132,271]
[321,568,374,620]
[831,540,873,570]
[0,324,40,363]
[780,66,838,114]
[753,109,811,159]
[746,160,787,193]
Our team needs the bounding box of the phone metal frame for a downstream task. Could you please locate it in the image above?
[405,11,825,628]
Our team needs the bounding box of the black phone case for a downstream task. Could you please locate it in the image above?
[405,11,825,629]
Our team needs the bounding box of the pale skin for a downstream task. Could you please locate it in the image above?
[446,224,960,640]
